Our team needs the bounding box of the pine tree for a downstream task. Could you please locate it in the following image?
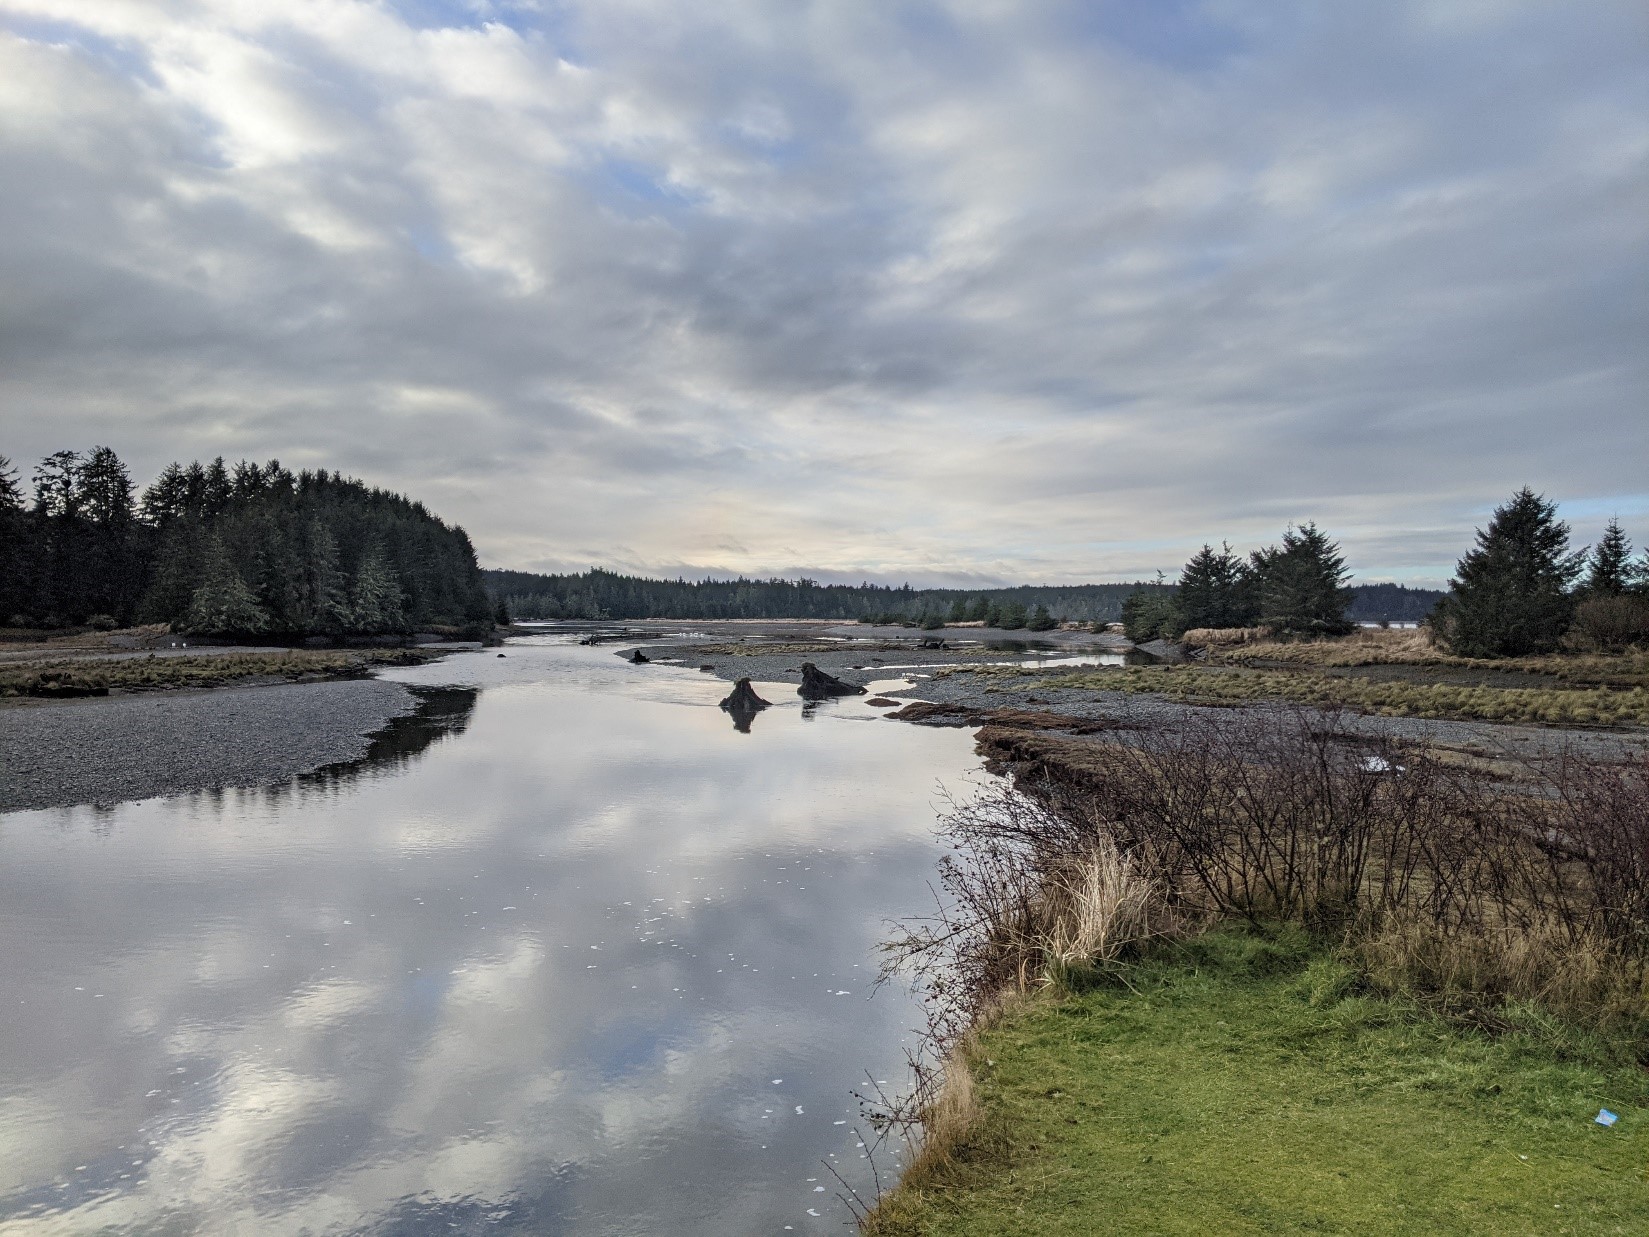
[32,451,81,518]
[298,520,351,635]
[1584,518,1632,596]
[349,541,407,633]
[1026,603,1057,631]
[1249,524,1354,636]
[1436,488,1585,657]
[0,455,22,512]
[1175,542,1255,630]
[76,447,134,527]
[183,536,269,634]
[1121,580,1178,642]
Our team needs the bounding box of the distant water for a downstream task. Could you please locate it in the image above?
[0,636,984,1234]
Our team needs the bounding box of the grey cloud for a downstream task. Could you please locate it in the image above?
[0,0,1642,583]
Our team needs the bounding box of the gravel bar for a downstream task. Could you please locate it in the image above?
[0,678,419,813]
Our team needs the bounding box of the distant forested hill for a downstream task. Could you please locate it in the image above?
[486,568,1444,625]
[1344,582,1447,623]
[0,449,492,637]
[486,568,1156,623]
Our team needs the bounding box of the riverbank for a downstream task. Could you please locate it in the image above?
[0,678,429,813]
[867,928,1649,1235]
[628,622,1649,768]
[0,644,478,812]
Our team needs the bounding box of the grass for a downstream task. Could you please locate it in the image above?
[868,928,1649,1235]
[0,648,436,697]
[992,664,1649,727]
[1196,629,1649,689]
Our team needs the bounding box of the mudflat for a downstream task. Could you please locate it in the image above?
[0,678,418,813]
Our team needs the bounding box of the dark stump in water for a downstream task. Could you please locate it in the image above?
[719,677,771,733]
[629,649,650,664]
[797,662,865,700]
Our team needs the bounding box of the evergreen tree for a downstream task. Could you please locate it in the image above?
[1026,603,1057,631]
[183,536,269,634]
[1175,542,1255,630]
[76,447,134,527]
[349,541,407,633]
[0,455,23,512]
[1248,523,1354,636]
[1121,580,1178,642]
[297,519,351,635]
[1436,488,1585,657]
[32,451,81,518]
[1584,518,1632,596]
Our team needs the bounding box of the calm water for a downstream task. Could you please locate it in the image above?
[0,636,985,1234]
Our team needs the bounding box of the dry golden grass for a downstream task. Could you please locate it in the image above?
[1178,626,1273,648]
[1206,626,1440,666]
[1205,627,1649,687]
[1354,912,1649,1027]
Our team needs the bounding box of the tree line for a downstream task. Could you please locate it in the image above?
[486,565,1441,628]
[0,449,492,638]
[1124,492,1649,655]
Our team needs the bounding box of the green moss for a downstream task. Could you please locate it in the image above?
[871,930,1649,1235]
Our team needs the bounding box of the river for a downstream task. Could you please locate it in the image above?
[0,633,984,1234]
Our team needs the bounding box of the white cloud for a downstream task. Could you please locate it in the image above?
[0,0,1643,582]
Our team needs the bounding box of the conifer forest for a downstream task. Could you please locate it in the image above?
[0,449,492,637]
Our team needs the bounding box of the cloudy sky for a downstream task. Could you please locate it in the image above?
[1,1,1643,586]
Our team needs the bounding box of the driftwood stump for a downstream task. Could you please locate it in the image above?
[719,678,771,732]
[797,662,865,699]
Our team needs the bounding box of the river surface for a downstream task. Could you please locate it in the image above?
[0,635,985,1234]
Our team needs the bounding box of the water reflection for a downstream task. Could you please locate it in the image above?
[0,641,981,1234]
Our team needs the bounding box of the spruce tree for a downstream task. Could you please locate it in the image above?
[1437,488,1584,657]
[349,542,407,633]
[1175,542,1255,630]
[0,455,22,512]
[298,520,350,635]
[1584,518,1632,596]
[1026,603,1057,631]
[1248,524,1353,636]
[183,536,269,634]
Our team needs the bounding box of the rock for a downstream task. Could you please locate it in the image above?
[699,664,715,672]
[629,649,650,664]
[798,662,865,699]
[719,678,771,733]
[865,697,901,707]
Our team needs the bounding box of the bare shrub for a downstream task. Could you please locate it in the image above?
[1569,594,1649,653]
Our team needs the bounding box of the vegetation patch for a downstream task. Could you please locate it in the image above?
[1022,664,1649,727]
[0,648,434,698]
[868,929,1649,1235]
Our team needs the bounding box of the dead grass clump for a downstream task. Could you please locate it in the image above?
[1354,916,1649,1027]
[1206,626,1439,667]
[1180,626,1272,649]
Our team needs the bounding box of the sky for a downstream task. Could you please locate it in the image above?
[0,1,1644,588]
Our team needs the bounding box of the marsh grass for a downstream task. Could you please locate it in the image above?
[0,648,433,697]
[1027,663,1649,725]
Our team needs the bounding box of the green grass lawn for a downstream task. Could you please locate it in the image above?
[870,931,1649,1235]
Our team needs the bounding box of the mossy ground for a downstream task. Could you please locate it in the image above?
[869,930,1649,1235]
[0,647,435,697]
